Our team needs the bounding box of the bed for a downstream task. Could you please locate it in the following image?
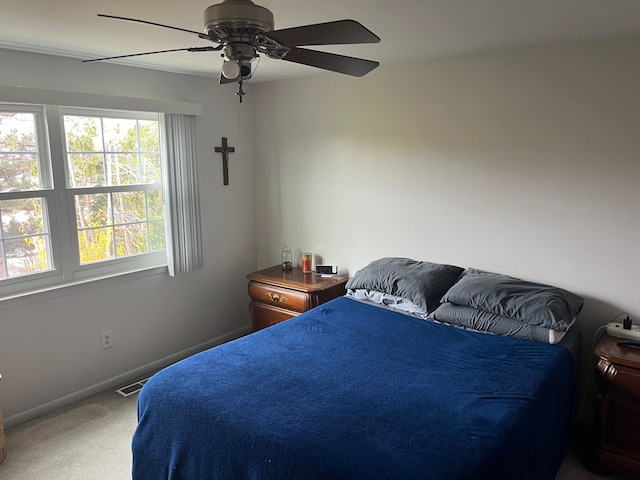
[132,258,583,480]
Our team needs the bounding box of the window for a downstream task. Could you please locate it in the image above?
[0,104,171,297]
[62,111,165,266]
[0,107,53,283]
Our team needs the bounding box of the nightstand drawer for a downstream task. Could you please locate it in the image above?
[596,358,640,399]
[251,303,299,330]
[247,265,348,332]
[248,282,309,313]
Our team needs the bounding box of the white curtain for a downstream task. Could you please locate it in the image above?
[162,113,204,276]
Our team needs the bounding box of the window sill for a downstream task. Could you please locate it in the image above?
[0,265,168,311]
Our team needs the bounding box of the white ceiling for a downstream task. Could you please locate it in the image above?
[2,0,640,83]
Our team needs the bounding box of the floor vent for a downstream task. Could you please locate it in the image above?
[116,377,150,397]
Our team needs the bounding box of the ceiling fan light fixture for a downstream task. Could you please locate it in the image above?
[240,62,252,78]
[221,60,240,79]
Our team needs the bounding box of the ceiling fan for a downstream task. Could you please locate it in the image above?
[83,0,381,101]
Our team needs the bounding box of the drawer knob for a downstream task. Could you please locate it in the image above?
[266,291,288,304]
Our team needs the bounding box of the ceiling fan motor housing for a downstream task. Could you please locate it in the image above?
[205,0,275,62]
[205,1,273,35]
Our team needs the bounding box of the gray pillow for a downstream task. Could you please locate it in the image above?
[440,268,583,331]
[428,303,562,343]
[345,257,463,312]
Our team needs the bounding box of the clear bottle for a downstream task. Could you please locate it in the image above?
[281,244,293,271]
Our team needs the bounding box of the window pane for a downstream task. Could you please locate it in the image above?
[108,153,140,185]
[78,227,115,264]
[64,116,103,152]
[75,188,165,265]
[64,115,161,187]
[141,153,162,184]
[75,193,110,228]
[103,118,138,152]
[138,120,159,151]
[68,153,105,188]
[0,112,37,151]
[64,112,166,268]
[0,112,42,191]
[0,198,53,279]
[147,190,164,219]
[113,191,145,223]
[149,220,165,251]
[115,223,147,257]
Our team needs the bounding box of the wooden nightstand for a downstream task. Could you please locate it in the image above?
[589,332,640,478]
[247,265,348,331]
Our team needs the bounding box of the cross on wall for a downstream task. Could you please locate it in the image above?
[215,137,235,186]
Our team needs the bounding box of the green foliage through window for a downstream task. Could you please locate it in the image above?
[0,106,168,289]
[65,113,165,265]
[0,110,51,279]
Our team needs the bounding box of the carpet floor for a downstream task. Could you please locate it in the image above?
[0,386,629,479]
[1,389,138,480]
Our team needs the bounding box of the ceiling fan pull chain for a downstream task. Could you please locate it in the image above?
[235,80,246,103]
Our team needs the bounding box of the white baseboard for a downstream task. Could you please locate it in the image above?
[3,324,252,429]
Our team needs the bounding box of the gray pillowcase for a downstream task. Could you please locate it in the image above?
[428,303,558,343]
[440,268,583,332]
[345,257,463,312]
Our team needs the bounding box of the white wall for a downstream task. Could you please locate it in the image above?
[252,36,640,420]
[0,49,257,426]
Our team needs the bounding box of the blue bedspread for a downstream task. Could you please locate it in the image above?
[132,296,575,479]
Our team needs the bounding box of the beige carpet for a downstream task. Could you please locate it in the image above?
[0,386,629,480]
[1,389,138,480]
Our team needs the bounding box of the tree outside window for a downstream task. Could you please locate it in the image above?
[0,110,51,280]
[64,113,165,265]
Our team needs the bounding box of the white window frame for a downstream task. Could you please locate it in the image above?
[0,85,203,301]
[0,103,169,298]
[57,107,168,281]
[0,104,60,293]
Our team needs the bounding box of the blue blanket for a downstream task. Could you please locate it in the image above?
[132,297,575,479]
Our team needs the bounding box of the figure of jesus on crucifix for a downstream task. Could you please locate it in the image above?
[215,137,235,185]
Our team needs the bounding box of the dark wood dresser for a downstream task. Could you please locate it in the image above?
[247,265,348,331]
[589,332,640,479]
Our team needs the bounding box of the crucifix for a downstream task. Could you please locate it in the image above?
[215,137,235,185]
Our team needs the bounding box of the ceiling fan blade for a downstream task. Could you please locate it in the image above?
[265,19,380,47]
[281,47,379,77]
[82,46,218,63]
[97,14,211,40]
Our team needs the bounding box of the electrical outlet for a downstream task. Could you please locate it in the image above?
[101,331,113,350]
